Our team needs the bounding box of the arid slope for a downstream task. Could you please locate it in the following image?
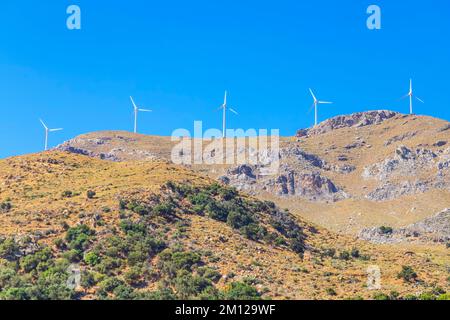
[0,152,448,300]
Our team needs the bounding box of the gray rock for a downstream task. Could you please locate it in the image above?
[306,110,399,136]
[359,209,450,244]
[384,131,417,146]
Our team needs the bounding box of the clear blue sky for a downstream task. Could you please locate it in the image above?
[0,0,449,158]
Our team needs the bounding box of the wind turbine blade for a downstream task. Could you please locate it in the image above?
[39,119,48,129]
[130,96,137,109]
[400,94,409,100]
[318,101,333,104]
[49,128,63,132]
[216,105,224,111]
[309,88,317,101]
[415,97,424,103]
[224,91,227,105]
[410,79,413,92]
[229,108,238,115]
[306,103,315,115]
[138,109,152,112]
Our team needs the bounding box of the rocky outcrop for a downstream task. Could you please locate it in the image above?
[56,138,158,162]
[363,146,437,180]
[384,131,418,146]
[359,209,450,244]
[296,110,399,137]
[362,146,450,200]
[366,181,430,201]
[221,146,349,202]
[270,172,346,201]
[223,163,347,202]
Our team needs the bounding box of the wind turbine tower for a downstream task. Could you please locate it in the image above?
[309,88,333,126]
[404,79,424,114]
[218,91,238,138]
[39,119,63,151]
[130,96,152,134]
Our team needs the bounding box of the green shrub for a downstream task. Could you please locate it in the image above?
[119,199,128,210]
[63,249,82,263]
[418,292,436,300]
[113,284,135,300]
[119,220,146,235]
[61,190,73,198]
[274,236,287,247]
[226,211,253,229]
[86,190,96,199]
[0,202,12,213]
[322,248,336,258]
[389,291,400,300]
[158,250,201,278]
[0,238,20,261]
[80,271,97,288]
[153,202,175,218]
[124,267,144,287]
[137,287,176,300]
[205,202,228,222]
[290,238,305,255]
[326,288,337,296]
[31,263,75,300]
[66,225,95,242]
[339,251,351,261]
[197,267,222,283]
[379,226,393,235]
[437,293,450,300]
[350,248,360,258]
[224,282,261,300]
[397,266,418,282]
[174,271,214,299]
[84,251,101,266]
[99,277,125,293]
[95,257,122,275]
[220,188,238,201]
[188,192,211,210]
[240,224,267,241]
[53,238,66,250]
[133,204,149,216]
[19,247,53,273]
[373,292,390,300]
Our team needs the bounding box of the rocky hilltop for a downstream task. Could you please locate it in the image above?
[296,110,399,137]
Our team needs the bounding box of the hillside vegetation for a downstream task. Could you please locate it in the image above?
[0,152,449,300]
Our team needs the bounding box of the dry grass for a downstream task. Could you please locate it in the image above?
[0,151,448,299]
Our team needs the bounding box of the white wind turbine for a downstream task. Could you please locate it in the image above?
[402,79,424,114]
[218,91,238,138]
[309,88,333,126]
[130,96,152,134]
[39,119,63,151]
